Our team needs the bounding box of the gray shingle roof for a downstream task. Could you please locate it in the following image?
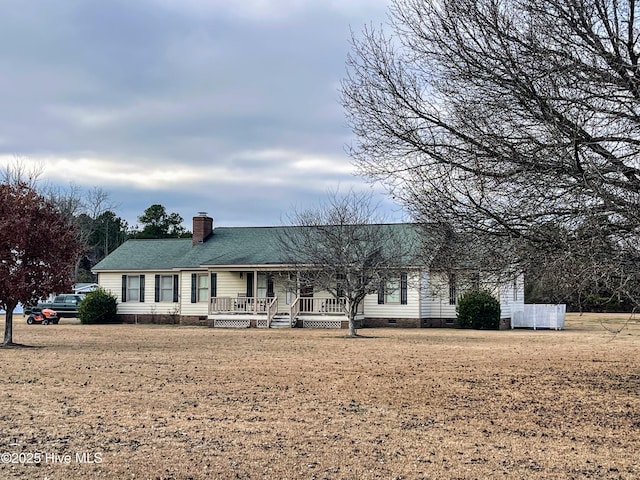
[92,224,423,271]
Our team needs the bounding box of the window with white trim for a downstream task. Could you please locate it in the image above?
[128,276,140,302]
[160,275,173,302]
[155,274,178,302]
[197,274,208,302]
[378,273,408,305]
[386,280,401,304]
[122,275,145,303]
[449,274,457,305]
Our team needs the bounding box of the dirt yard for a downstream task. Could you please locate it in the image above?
[0,312,639,479]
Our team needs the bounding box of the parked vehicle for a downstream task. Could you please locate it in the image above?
[26,308,59,325]
[24,294,83,318]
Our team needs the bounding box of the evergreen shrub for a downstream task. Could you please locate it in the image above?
[78,289,119,324]
[457,289,501,329]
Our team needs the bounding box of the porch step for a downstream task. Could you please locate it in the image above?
[270,316,293,328]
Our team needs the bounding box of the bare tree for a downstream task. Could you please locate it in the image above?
[342,0,640,305]
[1,157,42,187]
[42,182,121,281]
[84,186,115,220]
[74,187,123,279]
[280,189,419,337]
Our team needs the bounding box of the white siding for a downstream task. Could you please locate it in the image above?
[419,271,429,319]
[98,271,181,315]
[424,271,525,320]
[216,271,246,298]
[273,272,289,303]
[99,268,525,323]
[363,272,420,319]
[426,272,457,319]
[97,272,122,300]
[308,289,334,300]
[180,271,209,317]
[498,273,525,319]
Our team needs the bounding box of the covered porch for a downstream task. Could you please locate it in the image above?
[208,295,363,328]
[205,268,363,328]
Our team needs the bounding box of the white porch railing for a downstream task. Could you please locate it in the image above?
[210,295,361,329]
[292,297,362,316]
[267,296,278,327]
[296,297,347,314]
[210,296,272,315]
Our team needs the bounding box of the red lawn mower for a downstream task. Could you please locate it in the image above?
[26,308,59,325]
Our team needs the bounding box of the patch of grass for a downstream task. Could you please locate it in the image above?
[0,314,639,479]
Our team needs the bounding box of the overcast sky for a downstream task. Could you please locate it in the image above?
[0,0,406,229]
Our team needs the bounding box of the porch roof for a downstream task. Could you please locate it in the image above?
[92,224,423,272]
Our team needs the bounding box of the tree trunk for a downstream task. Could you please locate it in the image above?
[348,317,357,337]
[3,308,13,346]
[348,305,358,337]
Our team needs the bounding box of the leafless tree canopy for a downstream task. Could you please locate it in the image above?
[342,0,640,306]
[280,189,419,336]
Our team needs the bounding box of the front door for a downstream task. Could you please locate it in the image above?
[300,285,313,312]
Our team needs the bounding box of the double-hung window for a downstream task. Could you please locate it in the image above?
[155,274,179,302]
[449,274,457,305]
[377,273,408,305]
[191,273,211,303]
[160,275,173,302]
[122,275,145,302]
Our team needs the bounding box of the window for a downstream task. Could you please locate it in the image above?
[378,273,408,305]
[336,273,346,299]
[449,274,457,305]
[386,281,401,304]
[155,274,178,302]
[122,275,145,303]
[257,272,275,298]
[160,276,173,301]
[285,287,293,305]
[513,277,519,301]
[128,276,140,302]
[471,272,480,290]
[285,273,294,305]
[246,272,254,297]
[400,273,408,305]
[198,274,208,302]
[191,273,210,303]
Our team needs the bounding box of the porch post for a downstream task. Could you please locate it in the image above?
[253,269,258,314]
[296,271,300,297]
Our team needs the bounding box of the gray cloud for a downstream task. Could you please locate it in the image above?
[0,0,399,227]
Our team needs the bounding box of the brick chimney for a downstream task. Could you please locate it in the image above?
[192,212,213,246]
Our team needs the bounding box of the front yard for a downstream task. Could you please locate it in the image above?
[0,313,639,479]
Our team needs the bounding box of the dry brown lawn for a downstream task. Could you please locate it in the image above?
[0,313,639,479]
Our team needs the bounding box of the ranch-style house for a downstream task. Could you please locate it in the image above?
[92,213,524,329]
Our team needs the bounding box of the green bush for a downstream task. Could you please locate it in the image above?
[78,289,119,324]
[457,289,501,329]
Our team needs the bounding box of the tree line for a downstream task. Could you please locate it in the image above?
[78,203,190,282]
[2,162,190,283]
[74,202,190,282]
